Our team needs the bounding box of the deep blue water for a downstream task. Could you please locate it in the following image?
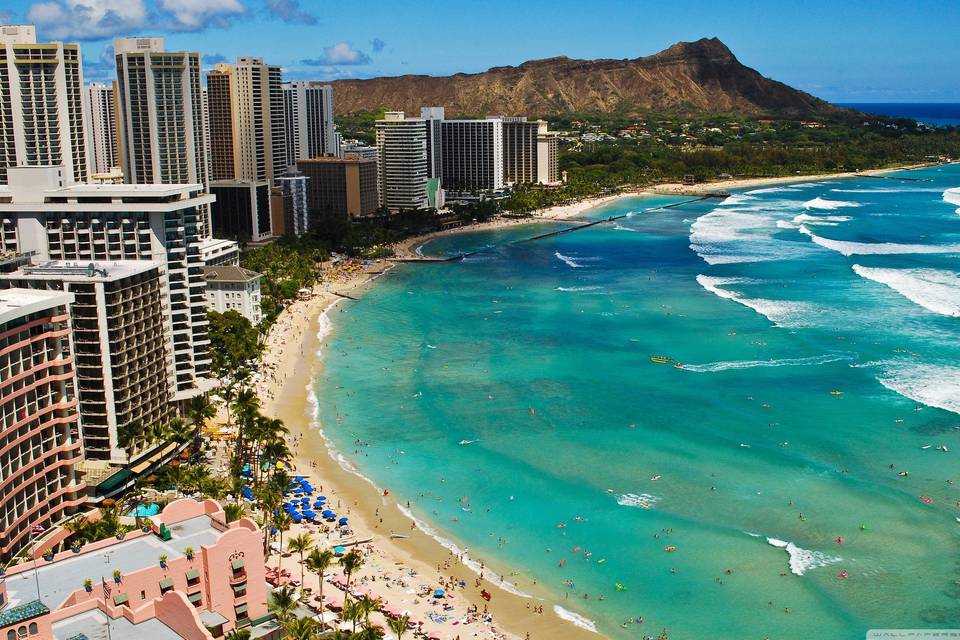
[840,103,960,127]
[315,165,960,639]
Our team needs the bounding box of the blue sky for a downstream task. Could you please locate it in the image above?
[3,0,959,102]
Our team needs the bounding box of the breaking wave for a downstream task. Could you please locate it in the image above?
[553,605,599,633]
[766,538,841,576]
[555,251,586,268]
[798,226,960,256]
[876,362,960,415]
[696,275,816,327]
[944,187,960,214]
[616,493,661,509]
[682,353,855,373]
[853,265,960,317]
[804,197,862,210]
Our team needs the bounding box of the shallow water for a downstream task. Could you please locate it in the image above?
[316,167,960,639]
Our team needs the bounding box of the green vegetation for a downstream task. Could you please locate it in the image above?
[240,239,328,324]
[207,310,263,376]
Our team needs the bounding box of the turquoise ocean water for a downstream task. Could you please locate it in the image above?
[315,165,960,639]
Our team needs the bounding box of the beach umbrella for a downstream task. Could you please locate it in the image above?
[338,517,349,524]
[322,510,335,518]
[291,515,302,523]
[433,589,445,598]
[315,495,326,501]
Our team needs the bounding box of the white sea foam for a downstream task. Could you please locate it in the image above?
[799,226,960,256]
[804,197,862,210]
[745,186,801,195]
[944,187,960,214]
[719,194,756,206]
[683,353,855,373]
[777,213,851,230]
[553,605,599,633]
[612,223,640,232]
[555,286,603,292]
[831,187,945,194]
[853,265,960,317]
[876,363,960,415]
[616,493,661,508]
[766,538,841,576]
[555,251,586,268]
[690,206,815,265]
[695,275,814,327]
[396,504,535,599]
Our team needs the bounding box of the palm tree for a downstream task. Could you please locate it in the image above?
[269,584,299,626]
[283,616,319,640]
[226,629,251,640]
[117,421,143,459]
[167,417,194,446]
[305,548,334,606]
[356,595,381,629]
[387,614,410,640]
[340,597,362,635]
[339,550,364,592]
[272,512,292,566]
[223,502,246,523]
[187,394,216,430]
[287,532,314,588]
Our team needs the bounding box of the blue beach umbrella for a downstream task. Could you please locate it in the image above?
[338,517,349,525]
[322,510,335,518]
[333,546,345,555]
[434,589,445,598]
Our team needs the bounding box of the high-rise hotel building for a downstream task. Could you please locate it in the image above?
[440,117,504,193]
[375,112,429,212]
[283,81,336,164]
[0,166,214,401]
[0,287,85,560]
[502,117,560,185]
[82,82,119,175]
[0,25,87,185]
[114,37,209,233]
[1,261,171,464]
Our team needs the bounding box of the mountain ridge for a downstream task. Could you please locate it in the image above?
[328,38,841,118]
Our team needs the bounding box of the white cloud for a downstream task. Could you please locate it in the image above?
[27,0,147,40]
[301,42,371,66]
[156,0,247,31]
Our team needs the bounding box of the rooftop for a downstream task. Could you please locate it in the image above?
[0,287,73,326]
[7,260,163,283]
[3,516,219,612]
[52,609,181,640]
[202,265,262,283]
[297,155,375,165]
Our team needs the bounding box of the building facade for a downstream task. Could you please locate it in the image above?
[275,170,309,237]
[0,288,85,560]
[1,261,171,464]
[420,107,445,180]
[209,180,273,242]
[82,82,120,176]
[297,156,378,219]
[441,118,504,193]
[283,81,336,165]
[0,166,213,401]
[114,37,209,234]
[202,266,263,326]
[375,112,429,212]
[0,499,271,639]
[199,238,240,267]
[0,25,88,185]
[207,58,286,183]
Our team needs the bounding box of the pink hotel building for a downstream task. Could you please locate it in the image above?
[0,499,272,639]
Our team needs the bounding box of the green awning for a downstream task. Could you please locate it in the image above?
[231,559,244,570]
[112,593,128,606]
[188,592,203,604]
[159,578,174,589]
[231,582,246,593]
[95,469,133,496]
[234,603,248,615]
[185,569,200,580]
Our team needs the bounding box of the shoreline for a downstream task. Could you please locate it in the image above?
[253,162,945,639]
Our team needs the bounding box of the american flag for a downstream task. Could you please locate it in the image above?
[102,578,111,600]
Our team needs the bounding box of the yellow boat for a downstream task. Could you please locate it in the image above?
[650,355,673,364]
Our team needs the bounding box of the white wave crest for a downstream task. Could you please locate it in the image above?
[683,353,855,373]
[745,186,800,194]
[555,251,586,268]
[719,194,756,206]
[799,226,960,256]
[944,187,960,214]
[555,286,603,292]
[696,275,815,327]
[553,605,599,633]
[766,538,841,576]
[690,206,814,265]
[804,197,862,210]
[612,223,640,232]
[831,187,945,194]
[876,363,960,415]
[853,265,960,317]
[616,493,660,508]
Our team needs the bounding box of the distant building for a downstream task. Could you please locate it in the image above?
[340,142,377,161]
[441,118,504,193]
[206,58,286,183]
[283,81,336,164]
[275,169,310,236]
[0,288,85,560]
[83,82,120,176]
[199,237,241,267]
[209,180,273,243]
[0,25,87,185]
[502,117,560,185]
[297,156,378,219]
[375,112,429,212]
[203,265,263,325]
[114,37,209,235]
[1,261,172,464]
[421,107,445,180]
[0,166,214,401]
[0,498,272,638]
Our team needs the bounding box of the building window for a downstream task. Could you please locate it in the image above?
[27,625,36,636]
